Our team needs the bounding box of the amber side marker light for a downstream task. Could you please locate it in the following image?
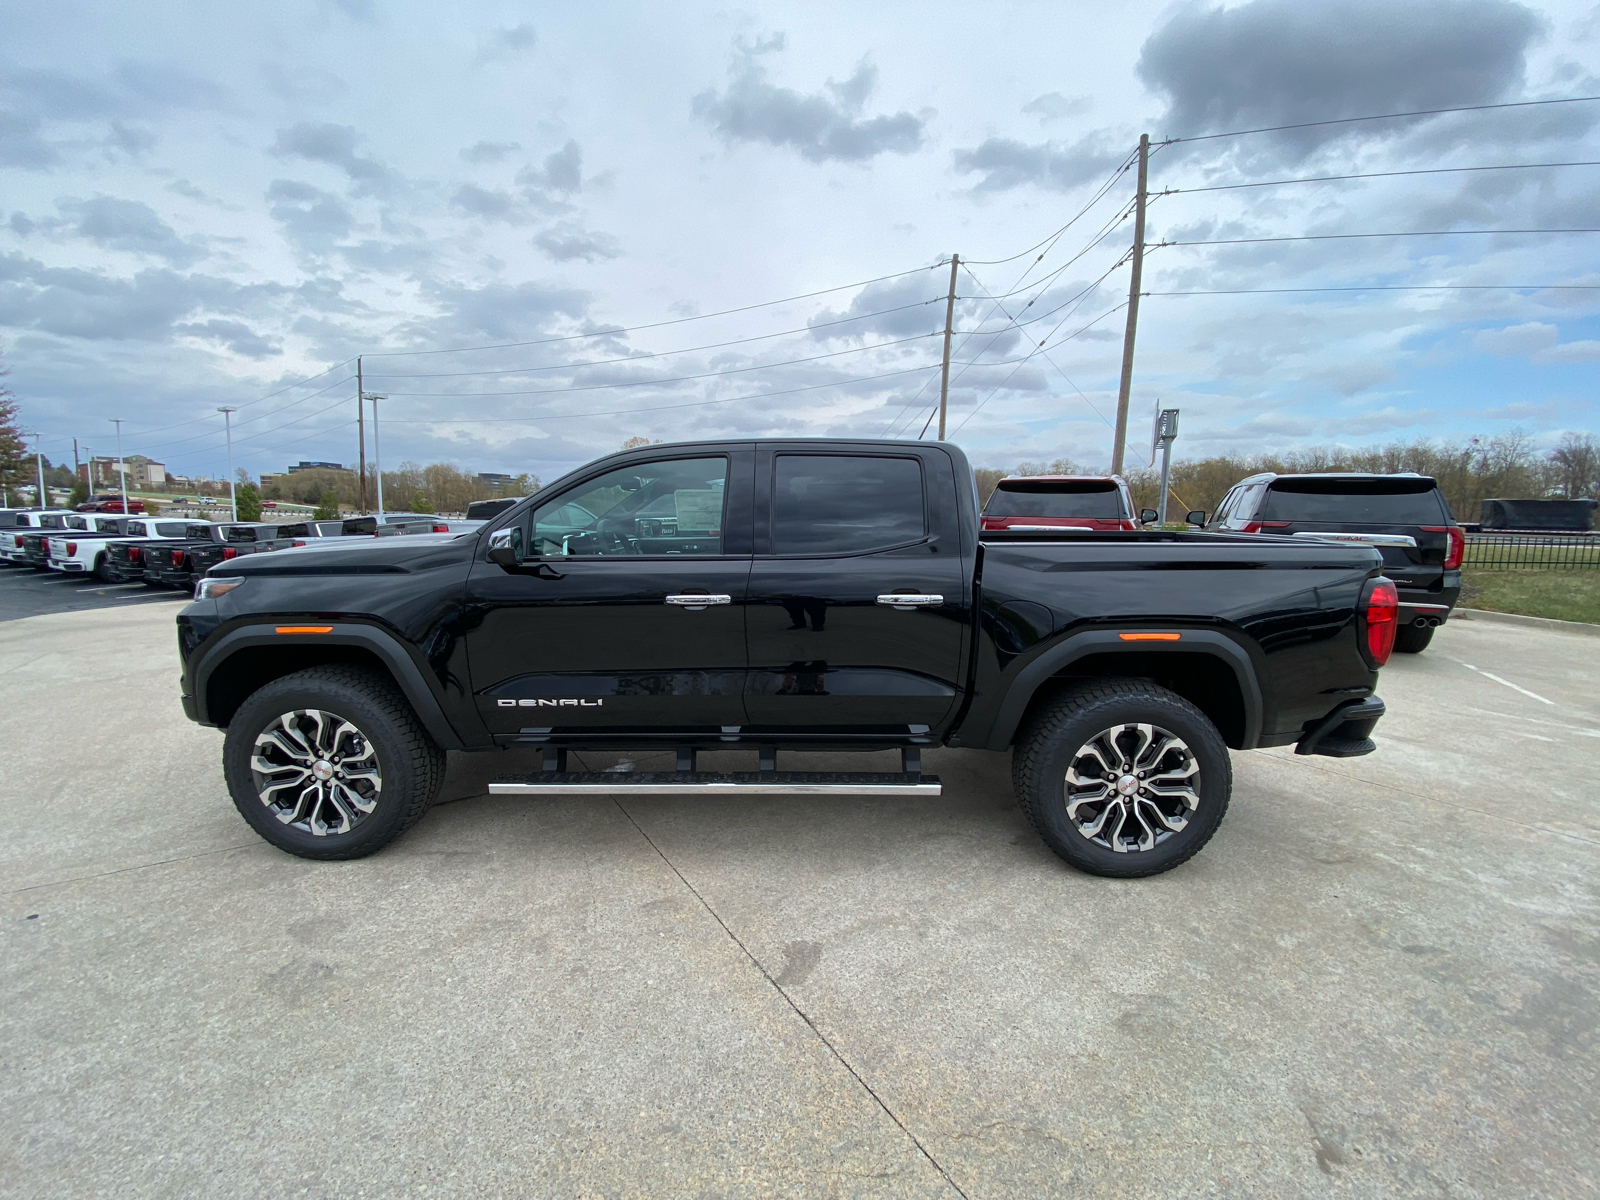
[1119,632,1181,642]
[275,626,334,635]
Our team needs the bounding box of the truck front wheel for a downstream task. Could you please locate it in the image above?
[222,666,446,860]
[1012,679,1232,878]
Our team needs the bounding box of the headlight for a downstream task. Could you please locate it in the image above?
[195,576,244,601]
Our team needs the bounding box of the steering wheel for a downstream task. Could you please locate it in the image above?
[589,529,639,555]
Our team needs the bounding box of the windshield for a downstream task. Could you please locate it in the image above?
[986,480,1125,520]
[1261,478,1447,524]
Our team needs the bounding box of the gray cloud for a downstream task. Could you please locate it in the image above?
[808,272,945,342]
[952,132,1126,193]
[177,318,282,359]
[265,179,355,256]
[264,65,347,105]
[415,278,591,344]
[692,51,926,163]
[105,121,157,157]
[534,225,621,263]
[270,122,396,195]
[60,196,207,267]
[1022,92,1092,123]
[476,23,537,65]
[516,140,583,196]
[1138,0,1542,156]
[461,139,520,163]
[0,111,58,169]
[450,183,531,225]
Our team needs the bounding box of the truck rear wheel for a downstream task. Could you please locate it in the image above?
[1393,622,1435,653]
[222,666,445,860]
[1012,679,1232,878]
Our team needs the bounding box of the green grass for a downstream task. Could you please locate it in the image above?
[1460,569,1600,624]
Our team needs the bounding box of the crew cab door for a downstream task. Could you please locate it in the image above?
[743,446,968,736]
[463,449,755,740]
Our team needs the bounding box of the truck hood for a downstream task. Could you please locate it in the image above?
[218,532,476,576]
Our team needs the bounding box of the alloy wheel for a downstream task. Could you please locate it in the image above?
[250,709,382,836]
[1063,722,1201,853]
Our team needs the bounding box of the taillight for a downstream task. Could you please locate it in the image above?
[129,547,142,562]
[1240,521,1290,533]
[172,550,185,566]
[293,540,306,547]
[222,547,238,560]
[433,523,449,533]
[1364,578,1399,667]
[66,542,77,555]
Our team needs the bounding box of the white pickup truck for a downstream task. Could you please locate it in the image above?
[45,517,193,580]
[1,510,95,565]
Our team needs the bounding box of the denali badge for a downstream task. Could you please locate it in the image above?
[496,698,604,707]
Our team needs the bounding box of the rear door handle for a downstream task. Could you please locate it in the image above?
[665,594,732,609]
[877,594,943,609]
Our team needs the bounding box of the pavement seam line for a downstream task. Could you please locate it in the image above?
[610,796,972,1200]
[5,842,264,895]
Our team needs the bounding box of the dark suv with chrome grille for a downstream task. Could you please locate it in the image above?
[1201,472,1462,653]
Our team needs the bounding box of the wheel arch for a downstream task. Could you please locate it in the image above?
[194,623,466,750]
[982,629,1264,751]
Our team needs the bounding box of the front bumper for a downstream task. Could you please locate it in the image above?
[1296,696,1385,758]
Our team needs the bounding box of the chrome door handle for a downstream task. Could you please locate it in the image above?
[665,594,732,608]
[877,594,943,608]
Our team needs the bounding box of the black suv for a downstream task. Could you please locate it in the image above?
[1201,472,1462,653]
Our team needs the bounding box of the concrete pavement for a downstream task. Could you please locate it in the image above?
[1,603,1596,1197]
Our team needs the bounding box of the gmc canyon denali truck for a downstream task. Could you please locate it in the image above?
[177,439,1395,878]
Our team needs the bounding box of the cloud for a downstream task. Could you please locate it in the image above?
[1474,320,1557,356]
[1137,0,1542,157]
[323,0,374,21]
[952,132,1126,193]
[533,225,621,262]
[450,184,531,225]
[0,111,58,169]
[59,196,207,267]
[692,49,926,163]
[176,318,282,359]
[460,139,520,163]
[105,121,157,157]
[516,140,583,195]
[266,179,355,256]
[476,23,537,65]
[1536,339,1600,363]
[1022,92,1092,123]
[270,122,397,195]
[264,65,347,105]
[416,278,591,344]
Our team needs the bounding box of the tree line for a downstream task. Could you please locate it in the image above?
[975,432,1600,523]
[257,462,539,515]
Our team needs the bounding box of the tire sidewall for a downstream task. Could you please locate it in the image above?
[1394,622,1434,653]
[1021,691,1231,876]
[223,673,420,858]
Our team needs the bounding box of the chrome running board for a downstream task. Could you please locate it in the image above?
[489,771,942,796]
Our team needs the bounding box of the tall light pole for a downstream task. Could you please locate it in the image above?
[110,418,130,514]
[24,431,43,508]
[364,392,387,517]
[218,407,238,521]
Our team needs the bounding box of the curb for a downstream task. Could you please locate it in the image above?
[1453,606,1600,638]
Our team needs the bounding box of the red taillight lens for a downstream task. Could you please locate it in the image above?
[66,542,77,555]
[172,550,185,565]
[222,547,237,560]
[433,523,448,533]
[1364,578,1399,666]
[1240,521,1290,533]
[293,540,306,547]
[1420,525,1465,570]
[129,547,142,562]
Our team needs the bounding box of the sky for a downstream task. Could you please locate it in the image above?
[3,0,1599,485]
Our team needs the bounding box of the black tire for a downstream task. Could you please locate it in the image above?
[1012,678,1232,878]
[223,666,445,860]
[1393,622,1435,653]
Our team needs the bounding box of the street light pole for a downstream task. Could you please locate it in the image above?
[218,407,238,521]
[364,392,387,518]
[110,418,130,514]
[25,431,44,508]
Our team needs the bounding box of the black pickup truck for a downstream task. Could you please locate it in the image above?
[148,522,296,590]
[177,439,1395,877]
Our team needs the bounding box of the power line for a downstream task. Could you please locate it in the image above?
[121,359,357,437]
[360,263,947,359]
[1160,95,1600,145]
[1160,228,1600,248]
[128,374,358,455]
[1165,160,1600,195]
[961,147,1141,267]
[1149,284,1600,295]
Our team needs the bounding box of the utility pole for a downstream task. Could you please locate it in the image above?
[357,356,368,513]
[1111,133,1150,475]
[937,254,959,440]
[218,407,238,522]
[73,438,80,490]
[364,391,387,517]
[110,418,129,514]
[25,432,43,507]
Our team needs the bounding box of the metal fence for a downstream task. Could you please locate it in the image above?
[1464,533,1600,570]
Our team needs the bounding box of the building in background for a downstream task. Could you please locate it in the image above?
[476,472,513,489]
[286,461,349,474]
[86,455,167,490]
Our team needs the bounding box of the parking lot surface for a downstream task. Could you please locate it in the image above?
[1,602,1596,1197]
[0,562,189,622]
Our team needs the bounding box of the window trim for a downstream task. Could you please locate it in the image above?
[514,452,744,562]
[763,451,931,560]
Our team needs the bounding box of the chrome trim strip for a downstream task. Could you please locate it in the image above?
[664,594,732,606]
[1398,602,1451,611]
[490,779,943,796]
[876,594,943,607]
[1292,532,1418,548]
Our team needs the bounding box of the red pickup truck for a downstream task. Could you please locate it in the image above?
[77,494,147,514]
[980,475,1139,531]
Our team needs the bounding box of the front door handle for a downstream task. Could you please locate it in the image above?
[877,593,944,609]
[665,593,732,610]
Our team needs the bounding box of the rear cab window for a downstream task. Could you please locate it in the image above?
[1261,479,1448,524]
[985,479,1126,520]
[771,454,925,554]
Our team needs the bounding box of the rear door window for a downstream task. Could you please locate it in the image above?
[985,480,1124,519]
[1262,480,1447,524]
[771,455,925,555]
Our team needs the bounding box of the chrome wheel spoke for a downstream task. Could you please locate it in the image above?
[250,708,382,836]
[1061,720,1201,854]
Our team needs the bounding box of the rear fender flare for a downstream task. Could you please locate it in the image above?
[982,628,1264,751]
[192,622,465,750]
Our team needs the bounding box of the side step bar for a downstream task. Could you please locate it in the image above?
[489,771,941,796]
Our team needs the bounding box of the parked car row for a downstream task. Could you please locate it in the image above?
[0,508,487,592]
[979,469,1463,653]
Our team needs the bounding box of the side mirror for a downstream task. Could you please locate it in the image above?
[1186,510,1207,526]
[1139,509,1159,524]
[487,527,520,568]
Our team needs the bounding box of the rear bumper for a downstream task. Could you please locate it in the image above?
[1296,696,1385,758]
[1398,579,1460,625]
